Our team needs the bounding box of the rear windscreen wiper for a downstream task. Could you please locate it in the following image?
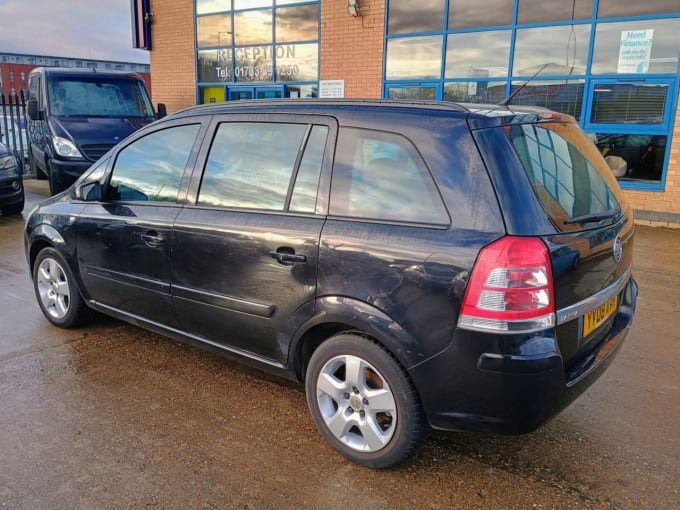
[564,209,620,225]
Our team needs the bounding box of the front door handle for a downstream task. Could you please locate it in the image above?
[269,248,307,266]
[141,232,165,247]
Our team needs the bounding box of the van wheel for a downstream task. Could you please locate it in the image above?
[32,247,92,328]
[31,153,47,180]
[305,333,428,468]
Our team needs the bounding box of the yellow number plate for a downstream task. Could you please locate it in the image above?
[583,295,619,337]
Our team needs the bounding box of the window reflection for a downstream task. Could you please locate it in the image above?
[591,19,680,75]
[330,128,449,224]
[513,25,590,76]
[196,0,231,15]
[598,0,677,18]
[509,80,584,119]
[234,9,272,45]
[386,36,442,80]
[388,0,444,34]
[517,0,593,24]
[234,0,271,9]
[109,125,200,203]
[199,122,307,210]
[197,14,232,47]
[443,81,507,103]
[233,46,273,82]
[445,31,510,78]
[276,5,319,42]
[198,49,233,82]
[448,0,513,29]
[276,43,318,81]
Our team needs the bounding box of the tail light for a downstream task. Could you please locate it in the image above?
[458,237,555,334]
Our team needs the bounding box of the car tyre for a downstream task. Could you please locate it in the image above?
[32,247,92,328]
[305,333,428,468]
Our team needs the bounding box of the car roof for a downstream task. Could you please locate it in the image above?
[29,67,143,80]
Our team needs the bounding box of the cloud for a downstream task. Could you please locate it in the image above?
[0,0,149,63]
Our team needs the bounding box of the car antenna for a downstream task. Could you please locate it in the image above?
[498,63,550,106]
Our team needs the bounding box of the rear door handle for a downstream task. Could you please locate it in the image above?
[269,248,307,265]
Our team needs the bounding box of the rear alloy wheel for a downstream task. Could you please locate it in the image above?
[33,247,91,328]
[306,333,427,468]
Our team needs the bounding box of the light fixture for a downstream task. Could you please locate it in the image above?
[347,0,359,17]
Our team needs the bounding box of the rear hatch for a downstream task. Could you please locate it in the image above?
[471,111,635,379]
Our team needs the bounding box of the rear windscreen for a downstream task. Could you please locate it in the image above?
[507,123,623,231]
[47,76,154,118]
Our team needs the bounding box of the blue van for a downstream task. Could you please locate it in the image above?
[26,67,163,194]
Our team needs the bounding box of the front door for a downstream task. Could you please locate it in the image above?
[76,122,204,327]
[171,114,336,364]
[385,83,441,101]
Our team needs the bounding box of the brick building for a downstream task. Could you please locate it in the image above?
[0,52,151,98]
[146,0,680,227]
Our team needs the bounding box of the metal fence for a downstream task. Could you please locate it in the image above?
[0,91,29,174]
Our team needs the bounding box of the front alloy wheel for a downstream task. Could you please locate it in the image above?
[306,333,427,468]
[33,247,91,328]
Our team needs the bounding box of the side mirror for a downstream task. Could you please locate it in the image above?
[156,103,167,119]
[27,99,43,120]
[79,181,103,202]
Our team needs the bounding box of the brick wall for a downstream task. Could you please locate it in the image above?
[320,0,384,98]
[149,0,196,113]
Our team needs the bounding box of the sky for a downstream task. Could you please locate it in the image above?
[0,0,150,64]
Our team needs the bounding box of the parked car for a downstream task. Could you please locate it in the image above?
[25,67,164,195]
[24,99,638,468]
[0,115,29,172]
[0,141,24,215]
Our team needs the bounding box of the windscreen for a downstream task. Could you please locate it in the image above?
[506,122,623,231]
[47,76,154,118]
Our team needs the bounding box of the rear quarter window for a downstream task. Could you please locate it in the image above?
[329,127,449,225]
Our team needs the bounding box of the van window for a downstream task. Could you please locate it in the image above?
[198,122,308,211]
[329,128,449,225]
[47,76,154,118]
[108,124,200,202]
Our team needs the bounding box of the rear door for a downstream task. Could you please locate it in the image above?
[171,114,336,364]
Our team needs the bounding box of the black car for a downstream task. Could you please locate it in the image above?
[24,99,638,468]
[0,141,24,215]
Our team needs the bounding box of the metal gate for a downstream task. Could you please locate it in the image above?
[0,91,29,174]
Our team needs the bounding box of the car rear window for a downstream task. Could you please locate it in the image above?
[507,122,622,231]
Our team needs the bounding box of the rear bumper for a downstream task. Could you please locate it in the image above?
[410,277,638,434]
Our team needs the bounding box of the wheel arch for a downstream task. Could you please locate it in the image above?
[290,296,425,382]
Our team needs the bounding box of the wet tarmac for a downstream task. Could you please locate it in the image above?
[1,180,679,509]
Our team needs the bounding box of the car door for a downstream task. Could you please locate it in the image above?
[171,114,336,364]
[76,120,206,327]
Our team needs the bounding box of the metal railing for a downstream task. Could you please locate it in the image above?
[0,90,29,174]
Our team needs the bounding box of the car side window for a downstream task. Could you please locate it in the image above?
[329,127,449,225]
[198,122,309,211]
[107,124,200,203]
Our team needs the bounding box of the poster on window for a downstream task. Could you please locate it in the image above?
[617,29,654,74]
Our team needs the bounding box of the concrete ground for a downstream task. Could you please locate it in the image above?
[1,179,678,509]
